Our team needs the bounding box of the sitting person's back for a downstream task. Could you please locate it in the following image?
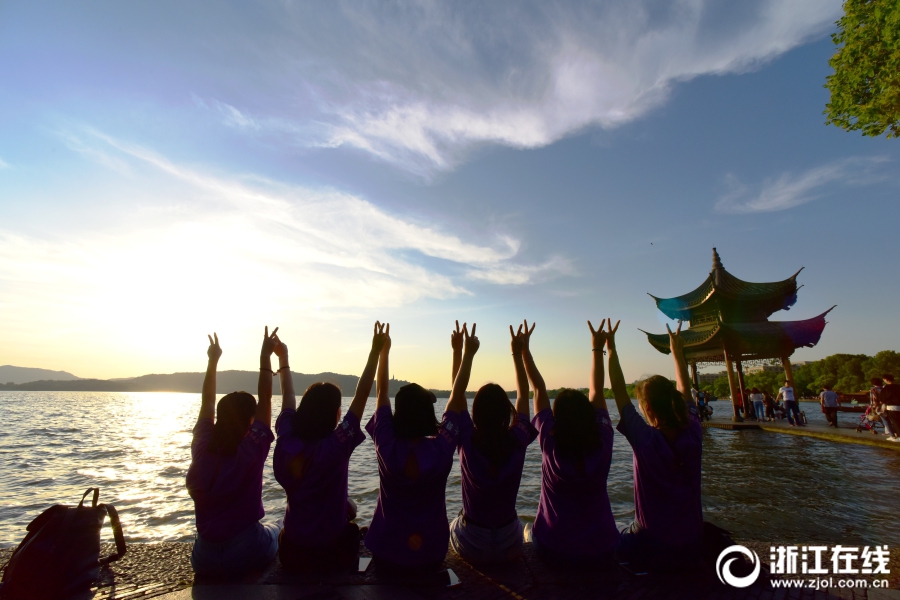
[609,322,703,570]
[449,323,538,563]
[365,337,460,571]
[617,377,702,549]
[187,398,272,543]
[274,323,386,571]
[185,331,279,577]
[532,391,617,560]
[526,321,620,565]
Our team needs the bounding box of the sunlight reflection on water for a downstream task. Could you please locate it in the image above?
[1,391,898,547]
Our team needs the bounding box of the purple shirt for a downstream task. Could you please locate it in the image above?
[186,418,274,543]
[457,410,537,527]
[274,409,365,547]
[617,403,703,547]
[364,405,461,566]
[532,407,618,556]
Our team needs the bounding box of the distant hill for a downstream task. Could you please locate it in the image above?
[0,365,81,385]
[0,370,415,397]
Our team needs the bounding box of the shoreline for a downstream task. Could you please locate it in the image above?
[702,411,900,451]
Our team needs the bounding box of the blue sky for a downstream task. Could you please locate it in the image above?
[1,1,897,390]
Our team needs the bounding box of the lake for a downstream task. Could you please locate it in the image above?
[1,391,897,548]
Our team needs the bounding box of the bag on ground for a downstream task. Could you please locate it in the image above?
[0,488,126,600]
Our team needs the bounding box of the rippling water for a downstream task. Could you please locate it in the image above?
[1,392,898,548]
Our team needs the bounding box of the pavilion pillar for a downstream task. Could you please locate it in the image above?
[723,346,742,422]
[690,362,699,389]
[782,355,794,388]
[736,360,748,417]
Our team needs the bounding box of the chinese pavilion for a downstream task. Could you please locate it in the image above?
[641,248,835,421]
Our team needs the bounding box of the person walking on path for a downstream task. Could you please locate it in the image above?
[448,321,538,564]
[776,381,803,426]
[819,384,840,428]
[610,320,703,571]
[273,322,387,572]
[526,320,620,567]
[185,329,280,577]
[749,388,765,422]
[880,374,900,442]
[364,324,462,572]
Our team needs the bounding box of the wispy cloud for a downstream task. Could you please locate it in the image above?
[173,1,841,175]
[715,157,891,213]
[0,157,10,169]
[2,128,566,324]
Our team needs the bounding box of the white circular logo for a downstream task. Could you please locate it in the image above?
[716,544,761,588]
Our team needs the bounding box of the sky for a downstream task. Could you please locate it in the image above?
[1,1,898,391]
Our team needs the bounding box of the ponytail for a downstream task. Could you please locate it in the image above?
[635,376,689,431]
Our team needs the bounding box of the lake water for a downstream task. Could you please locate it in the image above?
[1,391,898,548]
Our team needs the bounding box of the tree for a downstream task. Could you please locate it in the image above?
[825,0,900,137]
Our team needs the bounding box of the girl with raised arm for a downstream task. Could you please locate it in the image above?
[526,320,619,566]
[365,324,463,572]
[607,321,703,570]
[449,321,538,564]
[273,322,387,572]
[186,329,280,577]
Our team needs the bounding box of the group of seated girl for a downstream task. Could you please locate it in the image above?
[185,318,702,576]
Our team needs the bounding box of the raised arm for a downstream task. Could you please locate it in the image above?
[451,320,463,387]
[667,321,694,405]
[256,326,278,428]
[349,321,387,420]
[271,330,295,415]
[521,320,550,414]
[375,324,392,410]
[587,319,609,411]
[510,324,530,416]
[605,320,633,414]
[447,323,478,414]
[200,333,222,421]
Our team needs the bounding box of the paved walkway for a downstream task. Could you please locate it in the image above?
[701,407,900,451]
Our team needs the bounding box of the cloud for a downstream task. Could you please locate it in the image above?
[715,157,891,213]
[1,129,566,330]
[169,0,841,175]
[0,157,10,169]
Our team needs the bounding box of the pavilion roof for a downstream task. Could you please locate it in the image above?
[649,248,802,321]
[641,307,836,362]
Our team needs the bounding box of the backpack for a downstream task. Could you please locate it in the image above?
[1,488,126,600]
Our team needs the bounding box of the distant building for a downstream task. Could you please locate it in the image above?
[744,364,783,374]
[698,372,726,384]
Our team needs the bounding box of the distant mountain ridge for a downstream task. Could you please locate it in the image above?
[0,365,81,385]
[0,369,416,397]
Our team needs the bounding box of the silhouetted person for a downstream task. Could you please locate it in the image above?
[819,384,839,428]
[273,323,388,571]
[186,330,279,577]
[749,387,765,422]
[776,380,803,426]
[612,321,703,571]
[527,320,619,567]
[881,374,900,442]
[364,325,461,572]
[448,321,538,564]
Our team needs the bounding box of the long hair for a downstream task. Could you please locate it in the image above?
[393,383,438,439]
[208,391,256,457]
[635,376,689,431]
[293,382,342,441]
[552,389,601,461]
[472,383,516,473]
